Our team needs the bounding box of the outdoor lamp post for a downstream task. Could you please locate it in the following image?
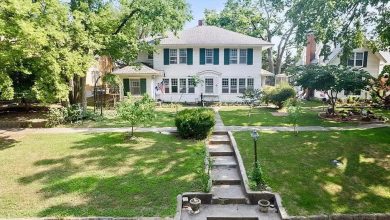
[250,129,260,168]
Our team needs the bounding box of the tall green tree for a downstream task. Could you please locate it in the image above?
[205,0,296,75]
[0,0,191,106]
[287,0,390,60]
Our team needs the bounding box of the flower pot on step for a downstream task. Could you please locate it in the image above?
[189,197,201,214]
[258,199,270,213]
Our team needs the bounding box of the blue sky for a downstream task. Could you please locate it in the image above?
[185,0,227,28]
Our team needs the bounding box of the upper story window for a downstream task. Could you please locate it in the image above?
[205,49,214,64]
[179,49,187,64]
[348,52,364,67]
[169,49,177,64]
[230,49,238,64]
[239,49,247,64]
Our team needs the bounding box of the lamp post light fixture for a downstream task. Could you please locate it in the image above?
[250,129,260,168]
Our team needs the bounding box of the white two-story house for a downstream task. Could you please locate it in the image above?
[112,23,273,103]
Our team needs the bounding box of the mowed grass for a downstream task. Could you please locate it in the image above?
[234,128,390,215]
[66,107,179,128]
[219,105,356,127]
[0,132,204,217]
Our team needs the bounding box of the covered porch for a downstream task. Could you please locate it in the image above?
[113,64,162,100]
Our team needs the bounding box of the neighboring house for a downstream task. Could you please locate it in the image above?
[301,32,390,98]
[112,21,273,103]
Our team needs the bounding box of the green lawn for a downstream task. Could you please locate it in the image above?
[219,105,357,127]
[0,132,204,217]
[66,107,179,128]
[234,128,390,215]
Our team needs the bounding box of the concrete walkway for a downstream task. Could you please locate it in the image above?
[1,123,389,136]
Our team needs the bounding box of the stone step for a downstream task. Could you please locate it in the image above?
[209,135,230,144]
[211,167,241,185]
[211,156,237,168]
[211,185,248,205]
[208,144,233,156]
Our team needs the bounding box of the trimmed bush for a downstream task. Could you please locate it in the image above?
[262,84,296,108]
[175,108,215,140]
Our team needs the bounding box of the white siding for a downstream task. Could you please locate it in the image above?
[153,46,262,102]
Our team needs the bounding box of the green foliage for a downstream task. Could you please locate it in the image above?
[0,73,14,100]
[285,98,303,134]
[196,149,211,192]
[46,105,99,127]
[262,84,296,109]
[175,108,215,140]
[0,0,191,104]
[250,162,265,188]
[116,94,156,137]
[289,65,373,112]
[287,0,389,55]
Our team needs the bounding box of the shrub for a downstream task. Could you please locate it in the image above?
[262,84,296,108]
[175,108,215,139]
[46,107,67,127]
[46,105,98,127]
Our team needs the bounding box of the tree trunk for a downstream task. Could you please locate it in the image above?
[80,76,87,110]
[267,48,274,73]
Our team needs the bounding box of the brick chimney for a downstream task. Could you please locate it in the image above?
[306,31,316,65]
[198,20,204,26]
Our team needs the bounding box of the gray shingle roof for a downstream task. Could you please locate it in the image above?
[113,64,161,75]
[379,51,390,63]
[159,26,273,47]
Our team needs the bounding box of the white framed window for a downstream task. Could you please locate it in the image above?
[239,49,247,64]
[130,79,140,95]
[179,78,187,93]
[230,49,238,64]
[348,52,364,67]
[205,49,213,64]
[163,78,170,93]
[188,78,195,93]
[179,49,187,64]
[171,78,178,93]
[247,78,254,90]
[222,78,229,93]
[205,78,214,94]
[230,78,237,93]
[169,49,177,64]
[239,78,246,93]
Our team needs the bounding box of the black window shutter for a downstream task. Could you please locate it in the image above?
[123,79,130,96]
[140,78,147,94]
[213,48,219,65]
[363,51,368,67]
[224,48,230,65]
[200,48,205,65]
[163,48,169,65]
[187,48,193,65]
[247,48,253,65]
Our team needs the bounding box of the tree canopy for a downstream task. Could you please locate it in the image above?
[289,65,373,112]
[0,0,191,104]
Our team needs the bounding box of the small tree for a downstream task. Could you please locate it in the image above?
[285,98,303,135]
[116,94,155,138]
[289,65,372,114]
[239,89,262,116]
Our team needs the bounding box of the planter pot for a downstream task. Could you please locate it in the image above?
[189,198,201,214]
[258,199,270,213]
